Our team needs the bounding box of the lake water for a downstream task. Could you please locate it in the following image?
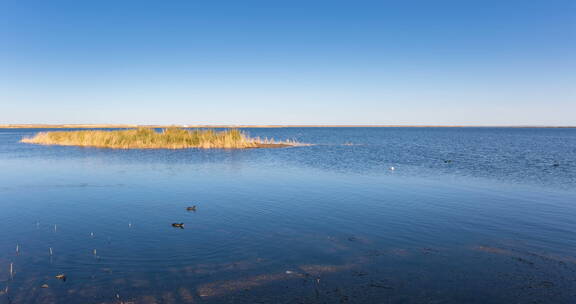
[1,127,575,303]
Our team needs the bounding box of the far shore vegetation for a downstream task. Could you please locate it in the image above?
[21,128,298,149]
[3,124,576,129]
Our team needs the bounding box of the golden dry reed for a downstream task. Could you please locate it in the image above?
[21,127,296,149]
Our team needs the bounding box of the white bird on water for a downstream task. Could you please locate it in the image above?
[389,166,395,171]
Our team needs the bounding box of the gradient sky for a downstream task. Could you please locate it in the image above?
[1,0,574,125]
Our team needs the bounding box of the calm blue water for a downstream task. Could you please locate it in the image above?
[0,128,575,303]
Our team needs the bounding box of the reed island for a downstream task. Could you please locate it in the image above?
[21,128,297,149]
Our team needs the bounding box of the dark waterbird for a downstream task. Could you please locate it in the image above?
[444,160,453,163]
[171,223,184,229]
[186,206,197,211]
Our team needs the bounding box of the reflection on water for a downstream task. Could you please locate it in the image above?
[0,128,575,303]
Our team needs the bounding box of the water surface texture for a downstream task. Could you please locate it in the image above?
[1,128,575,303]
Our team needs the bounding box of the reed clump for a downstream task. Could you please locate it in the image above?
[21,128,297,149]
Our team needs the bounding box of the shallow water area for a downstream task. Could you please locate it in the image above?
[1,127,575,303]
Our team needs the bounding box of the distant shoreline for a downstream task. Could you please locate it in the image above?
[1,124,575,129]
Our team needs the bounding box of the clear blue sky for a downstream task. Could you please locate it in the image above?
[1,0,574,125]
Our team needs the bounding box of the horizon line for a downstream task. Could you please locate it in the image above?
[1,124,575,129]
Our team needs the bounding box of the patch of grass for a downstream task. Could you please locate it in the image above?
[21,128,297,149]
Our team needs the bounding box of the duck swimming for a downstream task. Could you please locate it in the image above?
[172,223,184,228]
[55,274,66,281]
[186,206,197,211]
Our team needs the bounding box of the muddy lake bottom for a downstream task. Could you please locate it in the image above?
[1,127,575,303]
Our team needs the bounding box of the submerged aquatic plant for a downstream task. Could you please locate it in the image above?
[21,127,298,149]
